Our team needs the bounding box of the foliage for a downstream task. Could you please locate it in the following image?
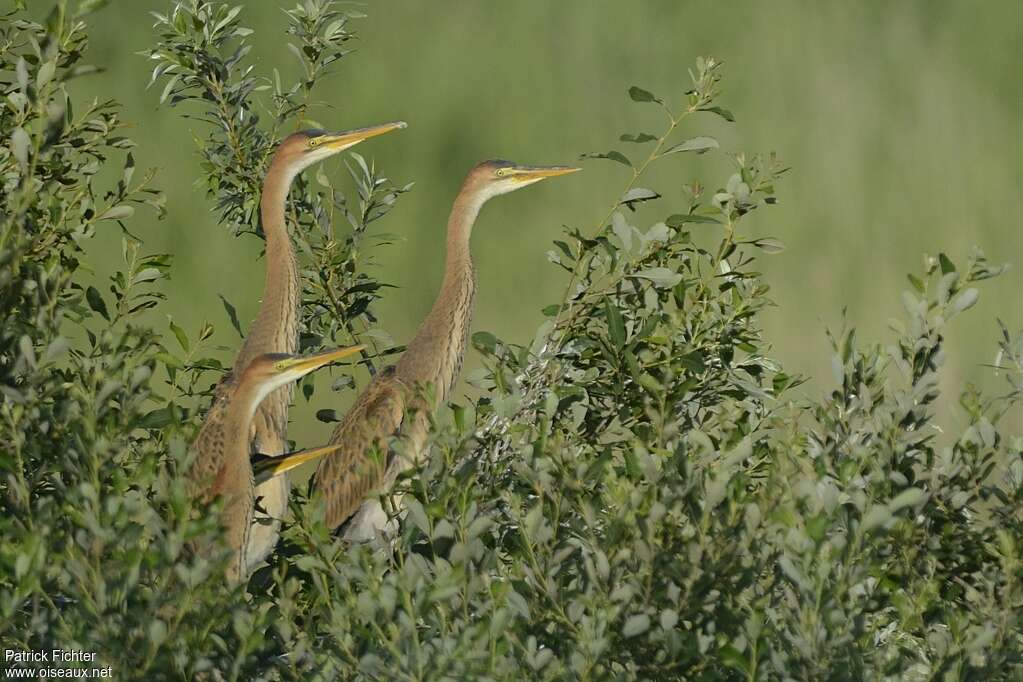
[1,2,1021,680]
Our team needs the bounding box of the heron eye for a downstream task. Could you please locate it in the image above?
[308,138,321,148]
[496,168,506,177]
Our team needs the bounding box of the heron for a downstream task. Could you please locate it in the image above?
[205,121,406,570]
[189,346,364,582]
[312,160,580,537]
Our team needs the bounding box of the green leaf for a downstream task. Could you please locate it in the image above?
[552,240,575,262]
[632,268,682,288]
[148,620,168,647]
[122,153,136,187]
[85,286,109,320]
[315,409,340,423]
[472,331,499,354]
[132,267,163,285]
[15,58,28,90]
[99,205,135,222]
[861,505,892,533]
[719,644,751,675]
[405,499,430,534]
[700,106,735,122]
[620,132,657,144]
[620,187,660,208]
[36,61,56,90]
[660,136,719,155]
[659,609,679,630]
[622,613,650,638]
[604,297,626,350]
[611,212,633,251]
[666,213,720,227]
[76,0,112,17]
[219,294,243,338]
[889,487,928,512]
[938,252,956,274]
[580,150,632,168]
[159,74,179,105]
[11,128,30,170]
[168,319,189,352]
[951,288,979,315]
[628,86,661,104]
[749,237,785,254]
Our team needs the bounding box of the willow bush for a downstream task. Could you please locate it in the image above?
[2,2,1020,680]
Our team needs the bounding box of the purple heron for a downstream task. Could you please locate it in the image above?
[189,346,364,582]
[312,160,580,537]
[203,122,406,570]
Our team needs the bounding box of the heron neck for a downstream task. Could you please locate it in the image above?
[222,380,266,475]
[396,187,483,400]
[443,189,483,273]
[235,163,300,373]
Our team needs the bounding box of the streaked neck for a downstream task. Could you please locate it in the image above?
[235,162,300,372]
[396,185,484,398]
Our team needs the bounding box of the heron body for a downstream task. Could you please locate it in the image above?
[195,123,406,570]
[190,123,405,570]
[313,160,580,535]
[189,347,363,582]
[228,140,300,571]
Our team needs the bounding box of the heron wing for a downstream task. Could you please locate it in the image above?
[313,368,407,529]
[188,378,239,500]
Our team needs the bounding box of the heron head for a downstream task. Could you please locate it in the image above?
[273,122,407,175]
[241,346,365,403]
[466,159,581,201]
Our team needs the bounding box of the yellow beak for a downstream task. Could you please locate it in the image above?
[321,121,407,150]
[509,165,582,182]
[252,443,343,484]
[280,345,365,376]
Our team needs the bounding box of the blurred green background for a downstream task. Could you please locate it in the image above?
[70,1,1023,444]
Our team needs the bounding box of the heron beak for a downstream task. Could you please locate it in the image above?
[280,345,365,377]
[321,121,407,150]
[252,444,342,484]
[509,165,582,183]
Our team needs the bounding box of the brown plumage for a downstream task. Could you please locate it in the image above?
[313,160,580,536]
[188,347,363,582]
[195,122,406,572]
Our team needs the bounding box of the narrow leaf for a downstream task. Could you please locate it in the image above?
[620,132,657,144]
[219,294,243,338]
[700,106,735,122]
[86,286,109,320]
[660,136,719,156]
[168,319,189,352]
[750,237,785,254]
[11,128,30,169]
[666,213,721,227]
[580,150,632,168]
[620,187,660,208]
[99,205,135,222]
[604,297,626,350]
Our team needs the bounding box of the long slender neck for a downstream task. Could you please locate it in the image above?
[222,379,268,473]
[234,162,300,373]
[395,186,485,402]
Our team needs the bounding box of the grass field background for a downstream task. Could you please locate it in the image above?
[69,1,1023,446]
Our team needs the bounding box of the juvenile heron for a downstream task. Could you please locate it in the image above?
[189,346,364,583]
[313,160,580,536]
[207,121,406,569]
